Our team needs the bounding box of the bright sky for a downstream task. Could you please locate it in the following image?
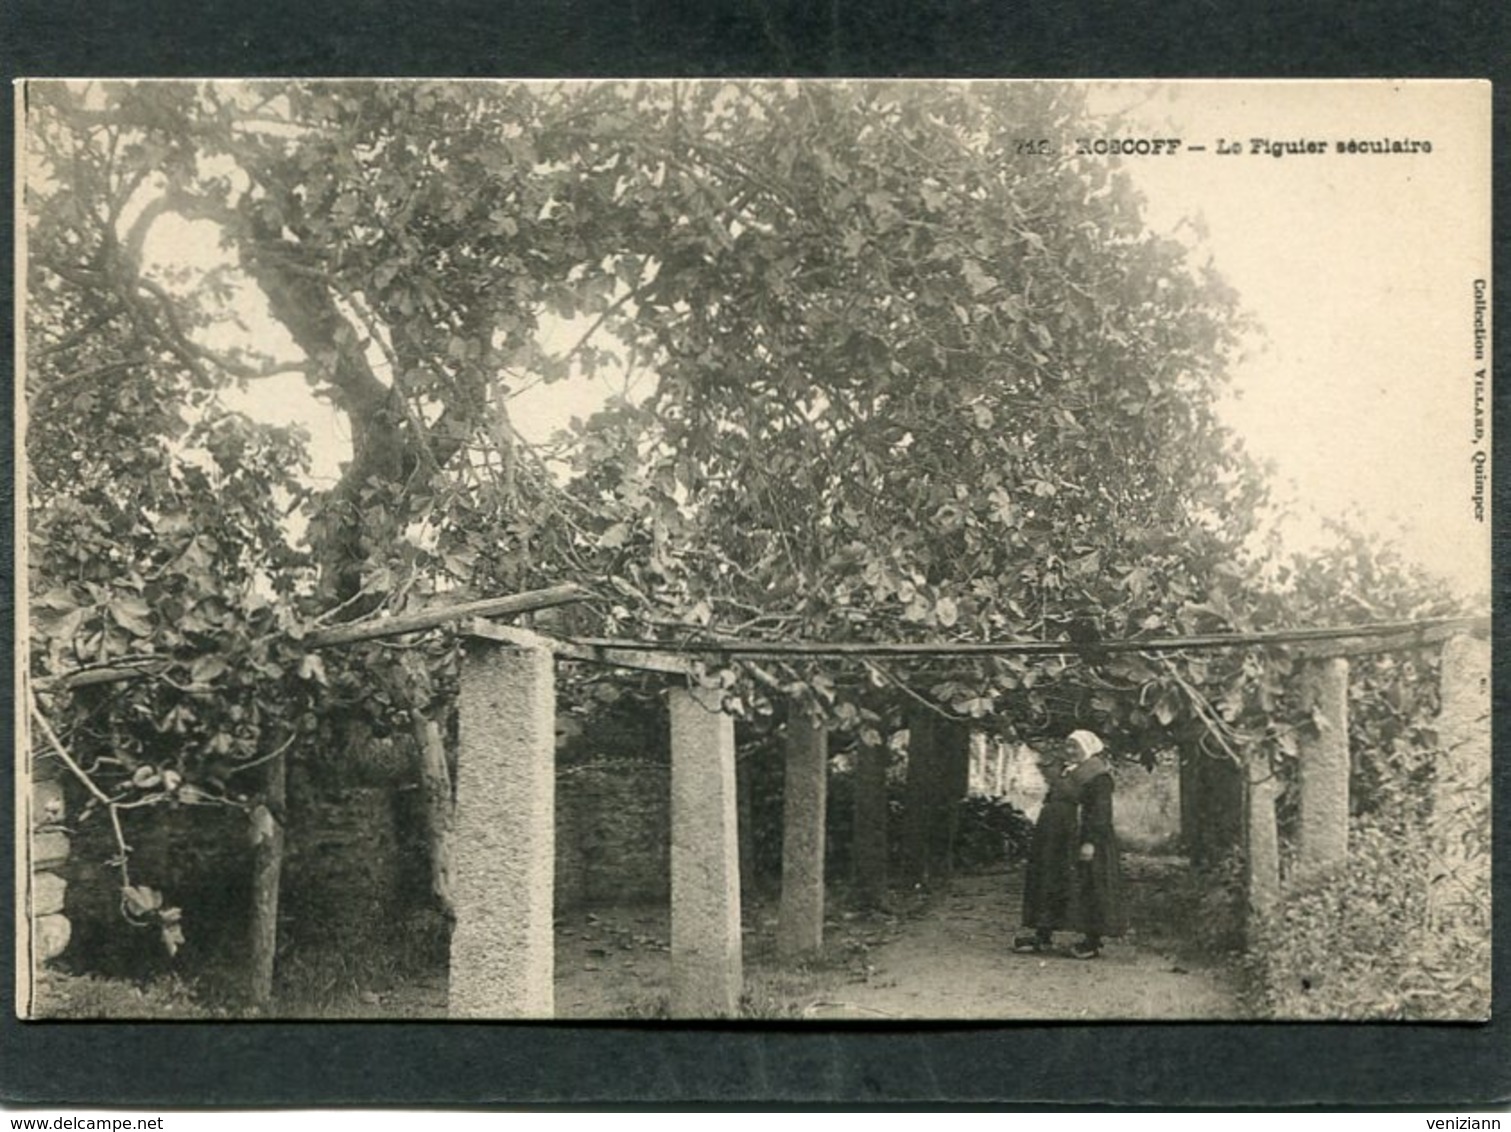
[151,80,1489,599]
[1095,80,1491,599]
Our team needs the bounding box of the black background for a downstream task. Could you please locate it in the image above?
[2,0,1507,1108]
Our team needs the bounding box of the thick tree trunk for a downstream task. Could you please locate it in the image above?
[851,736,889,908]
[412,713,455,919]
[248,752,287,1010]
[935,720,971,880]
[1181,743,1244,867]
[901,709,937,886]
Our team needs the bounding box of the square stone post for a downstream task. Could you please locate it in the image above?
[668,685,743,1017]
[1246,752,1280,918]
[1296,657,1350,875]
[449,644,556,1019]
[1428,634,1491,934]
[778,710,827,957]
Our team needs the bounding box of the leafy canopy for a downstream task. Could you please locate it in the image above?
[26,80,1464,849]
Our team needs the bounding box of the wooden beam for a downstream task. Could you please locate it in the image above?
[563,615,1490,660]
[33,602,1488,690]
[37,660,169,692]
[1291,621,1484,660]
[464,620,694,676]
[35,584,594,692]
[303,583,591,649]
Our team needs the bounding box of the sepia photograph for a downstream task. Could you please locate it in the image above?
[16,78,1491,1023]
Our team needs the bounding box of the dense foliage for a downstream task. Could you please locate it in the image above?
[1246,815,1490,1021]
[23,81,1473,992]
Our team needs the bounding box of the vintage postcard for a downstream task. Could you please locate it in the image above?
[16,79,1491,1023]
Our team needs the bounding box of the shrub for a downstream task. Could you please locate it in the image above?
[1126,851,1246,959]
[953,795,1035,869]
[1189,852,1248,956]
[1244,821,1488,1019]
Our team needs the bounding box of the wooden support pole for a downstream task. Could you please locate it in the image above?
[668,685,743,1017]
[737,752,757,901]
[1296,658,1350,875]
[778,710,828,958]
[411,713,455,919]
[449,644,556,1019]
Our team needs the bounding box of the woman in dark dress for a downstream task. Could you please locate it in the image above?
[1013,729,1126,959]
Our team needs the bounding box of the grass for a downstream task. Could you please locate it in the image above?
[33,874,936,1021]
[270,906,450,1018]
[29,969,227,1020]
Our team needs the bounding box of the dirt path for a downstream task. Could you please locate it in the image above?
[801,864,1238,1020]
[365,855,1240,1020]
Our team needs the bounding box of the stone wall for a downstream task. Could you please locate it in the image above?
[282,783,413,953]
[54,777,414,981]
[59,787,253,978]
[30,768,72,968]
[52,754,674,980]
[555,761,670,910]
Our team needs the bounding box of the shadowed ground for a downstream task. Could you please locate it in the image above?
[366,853,1238,1020]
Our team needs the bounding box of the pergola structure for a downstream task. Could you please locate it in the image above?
[440,607,1489,1019]
[449,620,752,1017]
[25,583,1490,1019]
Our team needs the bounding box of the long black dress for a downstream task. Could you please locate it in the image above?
[1021,755,1127,937]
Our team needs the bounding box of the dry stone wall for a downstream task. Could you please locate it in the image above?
[555,762,670,910]
[31,770,72,964]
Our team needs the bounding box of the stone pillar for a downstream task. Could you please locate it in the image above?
[1246,753,1280,917]
[778,711,827,957]
[1296,658,1350,875]
[736,752,757,901]
[449,645,556,1019]
[1427,634,1491,932]
[668,685,743,1017]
